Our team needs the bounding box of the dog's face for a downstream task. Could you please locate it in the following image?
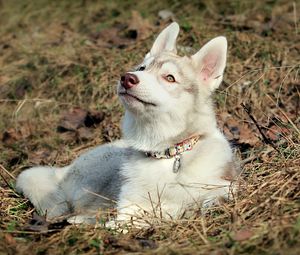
[117,22,227,151]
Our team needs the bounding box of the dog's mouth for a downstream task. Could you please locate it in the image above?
[118,92,156,106]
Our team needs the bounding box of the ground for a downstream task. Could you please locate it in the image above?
[0,0,299,254]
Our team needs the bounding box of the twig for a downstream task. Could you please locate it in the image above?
[147,191,157,218]
[191,223,209,244]
[241,103,280,153]
[0,98,53,103]
[221,64,300,92]
[0,164,16,180]
[0,164,16,190]
[0,171,12,188]
[266,94,300,136]
[293,2,299,35]
[82,188,117,204]
[0,229,59,234]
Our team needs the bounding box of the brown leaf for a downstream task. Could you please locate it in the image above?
[219,112,260,146]
[219,112,240,141]
[28,148,57,165]
[77,127,93,140]
[127,11,153,40]
[85,111,105,127]
[137,238,157,249]
[4,233,17,246]
[15,78,32,99]
[239,124,260,146]
[0,75,11,99]
[90,11,152,48]
[266,125,289,141]
[24,213,50,233]
[24,213,69,233]
[57,108,104,132]
[57,107,88,132]
[20,124,32,138]
[93,27,132,48]
[0,75,10,85]
[2,123,32,145]
[2,128,20,144]
[232,229,254,241]
[59,131,77,143]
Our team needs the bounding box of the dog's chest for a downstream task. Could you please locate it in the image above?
[122,152,180,187]
[119,151,206,216]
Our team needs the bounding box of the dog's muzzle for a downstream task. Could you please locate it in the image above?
[120,73,139,90]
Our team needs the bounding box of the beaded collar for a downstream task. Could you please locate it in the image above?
[145,135,201,173]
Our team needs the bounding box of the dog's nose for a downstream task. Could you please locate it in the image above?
[120,73,139,90]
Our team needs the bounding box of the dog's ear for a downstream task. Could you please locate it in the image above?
[192,36,227,91]
[149,22,180,56]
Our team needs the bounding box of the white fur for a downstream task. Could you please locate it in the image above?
[192,36,227,91]
[150,22,179,56]
[16,22,237,226]
[16,166,71,218]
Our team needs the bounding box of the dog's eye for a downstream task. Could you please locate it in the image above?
[137,66,146,71]
[165,74,176,83]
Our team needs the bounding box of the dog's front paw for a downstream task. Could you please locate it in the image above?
[105,218,149,233]
[67,214,97,225]
[105,220,130,234]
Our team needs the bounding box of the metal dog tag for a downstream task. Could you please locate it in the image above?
[173,155,181,173]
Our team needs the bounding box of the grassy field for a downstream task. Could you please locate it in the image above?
[0,0,299,254]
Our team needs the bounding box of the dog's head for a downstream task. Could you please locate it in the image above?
[118,22,227,151]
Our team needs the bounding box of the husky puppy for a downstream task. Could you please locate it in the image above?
[16,22,238,225]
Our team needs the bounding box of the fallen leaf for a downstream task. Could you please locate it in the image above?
[90,11,152,49]
[127,11,153,40]
[57,107,104,143]
[4,233,17,246]
[14,78,32,99]
[92,27,132,49]
[24,213,50,233]
[232,229,254,241]
[260,146,276,162]
[2,123,32,145]
[57,108,104,132]
[84,111,105,127]
[77,127,93,140]
[239,124,260,146]
[265,125,289,141]
[28,148,57,165]
[137,238,157,249]
[57,107,88,132]
[219,112,260,146]
[59,131,77,143]
[24,212,69,233]
[2,128,20,144]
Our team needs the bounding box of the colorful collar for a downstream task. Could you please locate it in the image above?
[145,135,201,173]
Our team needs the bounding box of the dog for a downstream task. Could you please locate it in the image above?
[16,22,238,226]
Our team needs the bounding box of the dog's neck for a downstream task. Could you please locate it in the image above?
[122,113,203,173]
[122,111,187,151]
[122,110,214,152]
[145,134,202,159]
[122,103,217,152]
[144,134,202,173]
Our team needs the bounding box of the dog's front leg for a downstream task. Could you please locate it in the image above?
[105,203,150,231]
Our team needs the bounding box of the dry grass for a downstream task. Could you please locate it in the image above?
[0,0,299,254]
